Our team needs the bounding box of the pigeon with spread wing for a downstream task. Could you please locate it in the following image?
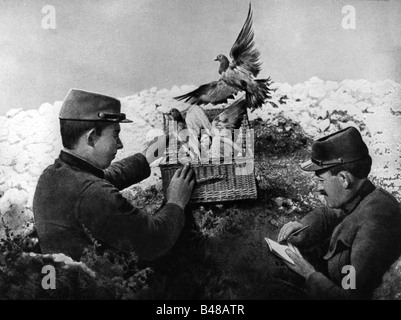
[174,4,272,111]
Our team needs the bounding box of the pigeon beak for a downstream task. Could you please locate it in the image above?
[214,57,219,61]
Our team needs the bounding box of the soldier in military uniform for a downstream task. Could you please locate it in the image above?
[33,89,195,261]
[277,127,401,299]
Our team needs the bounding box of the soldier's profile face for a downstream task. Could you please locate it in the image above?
[316,170,345,209]
[91,123,123,169]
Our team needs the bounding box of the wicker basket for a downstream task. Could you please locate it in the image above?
[160,157,257,203]
[161,107,257,203]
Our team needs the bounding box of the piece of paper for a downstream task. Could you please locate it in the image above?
[264,237,296,265]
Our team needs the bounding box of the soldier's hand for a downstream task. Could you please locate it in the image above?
[284,249,316,279]
[167,163,195,210]
[277,221,305,244]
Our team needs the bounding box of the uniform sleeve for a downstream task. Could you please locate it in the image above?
[305,272,351,300]
[306,213,401,300]
[77,179,185,261]
[299,206,345,248]
[104,153,151,190]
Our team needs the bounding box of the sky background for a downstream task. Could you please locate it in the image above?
[1,0,401,114]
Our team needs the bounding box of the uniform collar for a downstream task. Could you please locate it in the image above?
[340,179,376,214]
[59,150,105,179]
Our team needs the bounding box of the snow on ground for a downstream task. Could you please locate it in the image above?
[0,77,400,239]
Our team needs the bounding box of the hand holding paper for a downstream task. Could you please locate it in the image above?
[264,237,315,278]
[264,238,298,265]
[285,249,316,279]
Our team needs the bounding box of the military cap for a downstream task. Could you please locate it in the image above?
[59,89,132,123]
[301,126,369,171]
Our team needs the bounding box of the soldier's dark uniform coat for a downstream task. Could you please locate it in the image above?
[299,180,401,299]
[33,150,184,261]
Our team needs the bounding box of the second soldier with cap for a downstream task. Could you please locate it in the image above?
[274,126,401,299]
[33,89,195,261]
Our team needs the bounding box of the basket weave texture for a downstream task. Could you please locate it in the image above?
[161,107,257,203]
[160,157,257,203]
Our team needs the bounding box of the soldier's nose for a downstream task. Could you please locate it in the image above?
[117,138,123,149]
[317,184,326,195]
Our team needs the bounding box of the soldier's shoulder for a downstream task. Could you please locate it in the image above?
[37,157,103,186]
[372,186,400,208]
[363,186,401,222]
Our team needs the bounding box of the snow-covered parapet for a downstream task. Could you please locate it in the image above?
[0,188,33,239]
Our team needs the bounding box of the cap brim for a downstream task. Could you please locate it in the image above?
[120,118,133,123]
[300,160,321,171]
[300,160,340,172]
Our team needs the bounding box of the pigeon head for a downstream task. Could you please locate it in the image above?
[169,108,182,121]
[214,54,228,62]
[215,54,230,74]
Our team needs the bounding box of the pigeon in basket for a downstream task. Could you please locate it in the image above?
[168,97,249,160]
[169,105,212,138]
[169,105,213,159]
[174,3,272,111]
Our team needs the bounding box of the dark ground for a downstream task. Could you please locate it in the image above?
[138,116,323,300]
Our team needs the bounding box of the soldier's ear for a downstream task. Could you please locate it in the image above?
[338,171,351,189]
[85,128,97,147]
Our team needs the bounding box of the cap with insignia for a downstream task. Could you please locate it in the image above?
[59,89,132,123]
[301,127,369,171]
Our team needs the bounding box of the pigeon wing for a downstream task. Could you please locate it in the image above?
[212,97,248,130]
[186,105,213,137]
[174,80,238,105]
[229,4,262,78]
